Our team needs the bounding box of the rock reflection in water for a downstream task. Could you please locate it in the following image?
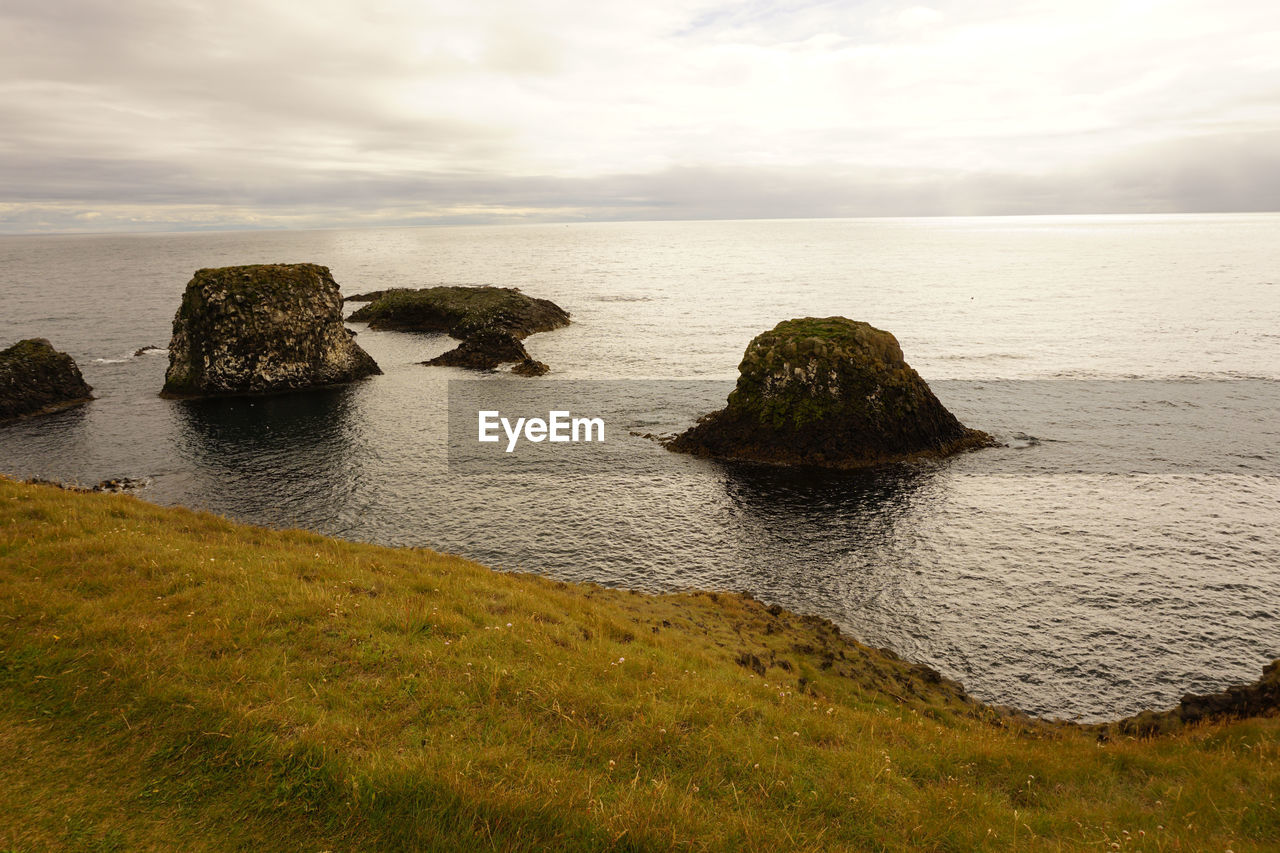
[711,460,938,624]
[172,387,366,529]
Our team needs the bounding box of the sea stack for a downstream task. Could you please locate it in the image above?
[162,264,381,398]
[668,317,996,469]
[0,338,94,423]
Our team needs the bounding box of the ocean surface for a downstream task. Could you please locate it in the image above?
[2,214,1278,721]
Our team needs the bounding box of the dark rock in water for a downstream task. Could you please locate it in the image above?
[162,264,381,398]
[24,476,147,493]
[352,285,568,376]
[347,285,570,339]
[422,329,538,372]
[134,345,165,357]
[91,477,147,493]
[0,338,94,423]
[511,358,550,377]
[668,317,997,469]
[423,329,527,369]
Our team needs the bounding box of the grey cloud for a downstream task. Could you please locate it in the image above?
[2,0,1278,233]
[0,0,514,175]
[3,128,1278,233]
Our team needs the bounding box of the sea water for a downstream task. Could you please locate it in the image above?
[1,214,1277,720]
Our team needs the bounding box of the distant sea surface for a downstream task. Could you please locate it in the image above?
[2,214,1278,720]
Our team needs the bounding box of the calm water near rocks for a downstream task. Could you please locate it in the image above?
[2,214,1278,721]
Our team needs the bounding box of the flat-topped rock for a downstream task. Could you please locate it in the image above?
[0,338,94,423]
[668,317,996,468]
[162,263,381,398]
[346,285,570,339]
[349,285,567,376]
[343,288,412,303]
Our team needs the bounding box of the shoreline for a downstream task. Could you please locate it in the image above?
[9,474,1276,730]
[3,474,1277,850]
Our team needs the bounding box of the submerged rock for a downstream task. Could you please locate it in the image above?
[0,338,94,423]
[347,285,570,339]
[668,317,996,468]
[23,476,147,493]
[162,264,381,398]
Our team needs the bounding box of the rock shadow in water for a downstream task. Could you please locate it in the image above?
[172,386,367,529]
[713,462,937,602]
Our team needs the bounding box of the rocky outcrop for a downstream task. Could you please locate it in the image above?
[343,288,412,303]
[25,476,147,493]
[421,329,548,375]
[161,264,381,398]
[511,357,550,377]
[0,338,93,423]
[1105,660,1280,737]
[349,285,567,375]
[668,317,996,468]
[346,285,569,338]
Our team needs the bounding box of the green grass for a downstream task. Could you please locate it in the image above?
[0,477,1276,851]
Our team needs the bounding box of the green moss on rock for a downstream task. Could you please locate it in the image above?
[348,285,568,376]
[0,338,94,423]
[669,317,997,468]
[162,264,381,398]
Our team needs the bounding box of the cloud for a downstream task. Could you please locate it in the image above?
[1,0,1277,232]
[5,128,1277,233]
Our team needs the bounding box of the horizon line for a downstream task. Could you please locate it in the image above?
[3,208,1278,239]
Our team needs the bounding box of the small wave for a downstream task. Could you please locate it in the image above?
[935,352,1029,361]
[93,346,167,364]
[1048,370,1280,381]
[1207,371,1280,382]
[592,294,656,303]
[1008,432,1042,448]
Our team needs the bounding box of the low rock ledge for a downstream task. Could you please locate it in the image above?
[0,338,94,423]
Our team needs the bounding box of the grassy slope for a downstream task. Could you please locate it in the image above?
[0,477,1276,852]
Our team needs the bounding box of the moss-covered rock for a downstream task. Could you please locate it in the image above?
[349,285,568,376]
[343,288,412,304]
[0,338,93,423]
[162,264,381,398]
[668,317,996,468]
[421,329,527,369]
[346,285,569,339]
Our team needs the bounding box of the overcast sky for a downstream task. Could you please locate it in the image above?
[2,0,1278,232]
